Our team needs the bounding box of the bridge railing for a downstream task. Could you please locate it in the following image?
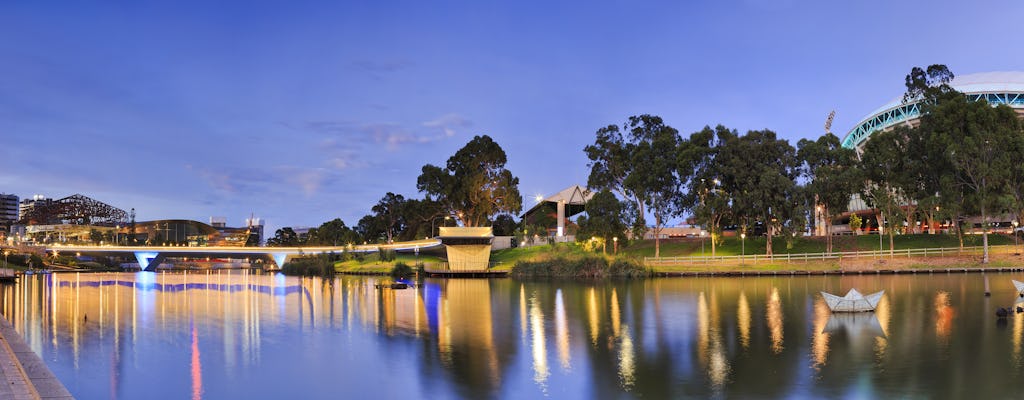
[644,245,1015,267]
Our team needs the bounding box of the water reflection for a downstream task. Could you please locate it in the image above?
[767,287,784,354]
[5,273,1024,399]
[737,291,750,350]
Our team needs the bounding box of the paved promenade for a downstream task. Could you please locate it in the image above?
[0,315,72,399]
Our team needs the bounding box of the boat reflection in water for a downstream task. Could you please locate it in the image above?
[2,272,1024,399]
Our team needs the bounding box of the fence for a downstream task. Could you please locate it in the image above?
[644,245,1019,267]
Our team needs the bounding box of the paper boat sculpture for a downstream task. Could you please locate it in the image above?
[1013,279,1024,294]
[821,289,884,313]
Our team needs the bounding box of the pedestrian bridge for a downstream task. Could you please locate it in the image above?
[45,239,443,271]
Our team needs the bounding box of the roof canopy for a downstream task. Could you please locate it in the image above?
[521,185,593,219]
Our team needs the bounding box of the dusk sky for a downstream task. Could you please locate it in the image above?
[2,1,1021,234]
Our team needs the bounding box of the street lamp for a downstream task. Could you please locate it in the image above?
[432,215,451,237]
[2,250,9,269]
[1014,220,1020,254]
[613,236,619,255]
[700,231,705,256]
[740,232,746,260]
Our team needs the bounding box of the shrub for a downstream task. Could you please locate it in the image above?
[511,255,648,278]
[281,255,336,278]
[390,262,415,278]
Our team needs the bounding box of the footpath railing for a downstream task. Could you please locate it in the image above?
[644,245,1019,266]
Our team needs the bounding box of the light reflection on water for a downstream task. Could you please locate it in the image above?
[4,272,1024,398]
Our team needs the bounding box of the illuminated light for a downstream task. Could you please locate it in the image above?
[610,288,621,337]
[535,194,544,203]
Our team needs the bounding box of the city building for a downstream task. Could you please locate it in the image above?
[0,193,17,235]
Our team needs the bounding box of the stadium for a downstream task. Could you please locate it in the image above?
[842,71,1024,151]
[836,71,1024,235]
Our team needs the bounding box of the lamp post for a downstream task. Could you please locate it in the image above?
[432,215,451,238]
[613,236,618,255]
[740,232,746,261]
[1014,220,1020,254]
[3,250,9,269]
[700,231,705,256]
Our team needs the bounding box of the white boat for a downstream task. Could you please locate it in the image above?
[1013,279,1024,294]
[821,289,884,313]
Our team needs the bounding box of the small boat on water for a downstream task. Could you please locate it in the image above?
[821,289,885,313]
[1013,279,1024,295]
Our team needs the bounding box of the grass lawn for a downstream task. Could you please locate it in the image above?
[620,233,1017,258]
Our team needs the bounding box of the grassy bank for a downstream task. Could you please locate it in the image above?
[511,254,649,278]
[334,253,444,275]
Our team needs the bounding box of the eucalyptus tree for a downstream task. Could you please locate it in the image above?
[585,115,682,257]
[417,135,523,227]
[916,95,1019,263]
[679,125,736,256]
[717,129,798,256]
[859,128,910,256]
[371,192,407,244]
[797,133,861,254]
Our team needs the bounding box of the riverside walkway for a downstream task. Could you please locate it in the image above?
[0,315,72,399]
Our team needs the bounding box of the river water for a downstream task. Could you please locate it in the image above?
[1,271,1022,399]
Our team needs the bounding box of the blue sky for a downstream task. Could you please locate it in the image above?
[1,0,1021,233]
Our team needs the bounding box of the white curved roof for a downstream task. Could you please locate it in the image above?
[861,71,1024,120]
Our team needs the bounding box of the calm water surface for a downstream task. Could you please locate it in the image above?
[2,271,1024,399]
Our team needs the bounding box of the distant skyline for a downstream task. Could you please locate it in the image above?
[2,1,1021,233]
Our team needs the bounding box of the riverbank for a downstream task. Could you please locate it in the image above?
[0,314,73,399]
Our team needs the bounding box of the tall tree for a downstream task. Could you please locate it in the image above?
[266,227,299,247]
[585,115,682,257]
[315,218,360,246]
[679,125,736,257]
[371,192,407,243]
[859,129,910,256]
[917,95,1019,263]
[797,133,861,254]
[718,129,798,256]
[417,135,523,227]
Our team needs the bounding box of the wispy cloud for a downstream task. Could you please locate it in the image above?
[423,113,472,138]
[187,164,336,198]
[349,59,414,80]
[302,113,473,152]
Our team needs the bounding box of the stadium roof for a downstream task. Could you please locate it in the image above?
[842,71,1024,149]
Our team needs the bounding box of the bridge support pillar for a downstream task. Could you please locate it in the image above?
[134,252,167,271]
[270,253,289,268]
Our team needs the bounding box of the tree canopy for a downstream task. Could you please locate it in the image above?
[417,135,523,227]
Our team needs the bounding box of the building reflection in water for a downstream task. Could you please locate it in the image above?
[555,289,571,371]
[767,287,784,354]
[528,292,549,391]
[191,316,203,400]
